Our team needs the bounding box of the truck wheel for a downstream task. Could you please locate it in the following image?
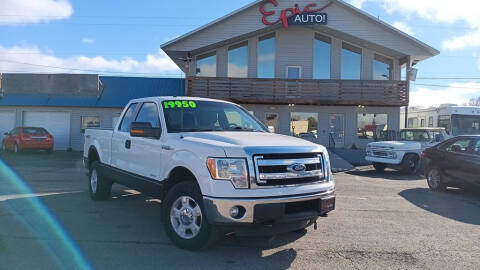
[402,154,419,175]
[427,167,446,192]
[373,163,387,172]
[88,161,112,201]
[162,181,216,250]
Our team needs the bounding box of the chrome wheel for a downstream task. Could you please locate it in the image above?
[428,169,441,189]
[170,196,202,240]
[90,169,98,194]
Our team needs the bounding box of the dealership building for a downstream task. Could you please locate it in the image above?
[0,74,184,151]
[161,0,439,148]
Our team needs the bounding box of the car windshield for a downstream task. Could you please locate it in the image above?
[162,100,268,133]
[399,130,430,142]
[23,128,47,135]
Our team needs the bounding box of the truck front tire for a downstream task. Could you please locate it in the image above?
[373,163,387,172]
[402,154,420,175]
[162,181,216,250]
[88,161,112,201]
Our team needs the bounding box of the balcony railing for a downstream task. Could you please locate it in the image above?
[187,77,409,106]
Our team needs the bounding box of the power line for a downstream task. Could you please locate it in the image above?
[412,83,480,90]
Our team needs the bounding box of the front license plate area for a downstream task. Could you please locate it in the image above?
[320,196,335,213]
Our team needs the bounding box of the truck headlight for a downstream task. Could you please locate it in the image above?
[207,158,249,189]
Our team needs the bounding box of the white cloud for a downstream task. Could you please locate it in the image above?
[0,44,182,76]
[410,82,480,107]
[442,30,480,50]
[392,21,414,36]
[349,0,480,50]
[0,0,73,25]
[81,38,95,44]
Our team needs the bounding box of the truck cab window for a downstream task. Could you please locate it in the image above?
[135,102,161,128]
[119,103,138,132]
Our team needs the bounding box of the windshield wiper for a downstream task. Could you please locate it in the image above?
[181,128,223,132]
[228,126,263,132]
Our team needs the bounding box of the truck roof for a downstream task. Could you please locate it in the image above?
[128,96,235,105]
[401,128,446,131]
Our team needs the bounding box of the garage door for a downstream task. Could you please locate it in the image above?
[23,112,71,150]
[0,111,15,141]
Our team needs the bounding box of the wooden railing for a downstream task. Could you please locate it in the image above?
[187,77,409,106]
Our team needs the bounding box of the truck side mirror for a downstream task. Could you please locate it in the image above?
[435,134,442,142]
[130,122,161,139]
[3,132,8,136]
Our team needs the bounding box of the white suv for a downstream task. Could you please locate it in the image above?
[366,128,449,174]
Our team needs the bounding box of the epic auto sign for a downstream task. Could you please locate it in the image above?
[260,0,332,28]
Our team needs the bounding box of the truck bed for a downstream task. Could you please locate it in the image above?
[83,128,114,166]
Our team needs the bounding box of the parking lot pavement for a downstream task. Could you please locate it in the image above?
[1,152,479,270]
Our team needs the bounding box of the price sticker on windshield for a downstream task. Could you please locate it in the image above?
[163,100,197,109]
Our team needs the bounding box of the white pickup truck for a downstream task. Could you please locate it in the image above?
[83,97,335,250]
[366,128,449,174]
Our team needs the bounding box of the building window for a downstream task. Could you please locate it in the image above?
[291,112,318,142]
[258,33,276,78]
[81,116,100,133]
[420,118,426,127]
[286,66,301,79]
[341,43,362,80]
[373,54,392,80]
[265,112,278,133]
[408,117,419,128]
[428,116,434,127]
[314,34,331,79]
[196,52,217,77]
[438,115,451,134]
[228,42,248,78]
[357,113,388,139]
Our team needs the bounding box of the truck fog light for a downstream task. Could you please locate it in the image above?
[229,206,245,219]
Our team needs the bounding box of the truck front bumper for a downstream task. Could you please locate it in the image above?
[203,190,335,227]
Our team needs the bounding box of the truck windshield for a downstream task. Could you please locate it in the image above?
[399,130,430,142]
[451,115,480,135]
[162,100,268,133]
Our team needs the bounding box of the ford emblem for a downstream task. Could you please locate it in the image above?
[287,163,307,172]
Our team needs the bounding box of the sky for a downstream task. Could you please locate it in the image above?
[0,0,480,107]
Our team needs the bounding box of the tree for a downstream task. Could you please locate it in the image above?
[465,97,480,106]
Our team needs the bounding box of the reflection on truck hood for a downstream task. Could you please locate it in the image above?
[368,141,422,149]
[181,131,322,148]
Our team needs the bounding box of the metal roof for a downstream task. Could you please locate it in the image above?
[0,76,185,108]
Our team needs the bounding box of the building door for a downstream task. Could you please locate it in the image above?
[23,111,70,150]
[329,114,345,148]
[0,111,15,141]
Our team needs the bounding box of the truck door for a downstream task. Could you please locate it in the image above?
[128,102,162,180]
[111,102,139,172]
[464,138,480,188]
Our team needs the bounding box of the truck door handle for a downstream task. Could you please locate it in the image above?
[125,140,131,149]
[162,145,173,151]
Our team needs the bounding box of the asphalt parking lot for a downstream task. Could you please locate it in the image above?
[0,152,479,270]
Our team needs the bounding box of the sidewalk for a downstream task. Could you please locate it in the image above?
[328,150,356,173]
[333,148,371,166]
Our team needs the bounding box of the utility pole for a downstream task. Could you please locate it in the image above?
[405,57,411,128]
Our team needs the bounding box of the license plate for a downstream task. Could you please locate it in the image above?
[320,196,335,212]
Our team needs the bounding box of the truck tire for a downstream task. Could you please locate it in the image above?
[402,154,420,175]
[426,167,446,192]
[162,181,216,250]
[88,161,112,201]
[373,163,387,172]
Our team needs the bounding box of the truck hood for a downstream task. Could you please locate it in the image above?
[368,141,422,150]
[180,131,325,155]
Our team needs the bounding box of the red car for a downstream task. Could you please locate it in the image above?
[2,127,54,153]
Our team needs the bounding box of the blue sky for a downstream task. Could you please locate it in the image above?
[1,0,479,107]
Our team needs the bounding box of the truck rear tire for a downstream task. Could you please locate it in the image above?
[88,161,112,201]
[373,163,387,172]
[162,181,216,250]
[402,154,420,175]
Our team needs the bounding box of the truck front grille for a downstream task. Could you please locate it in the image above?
[253,153,325,187]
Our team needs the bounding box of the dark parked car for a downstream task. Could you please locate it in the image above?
[422,135,480,192]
